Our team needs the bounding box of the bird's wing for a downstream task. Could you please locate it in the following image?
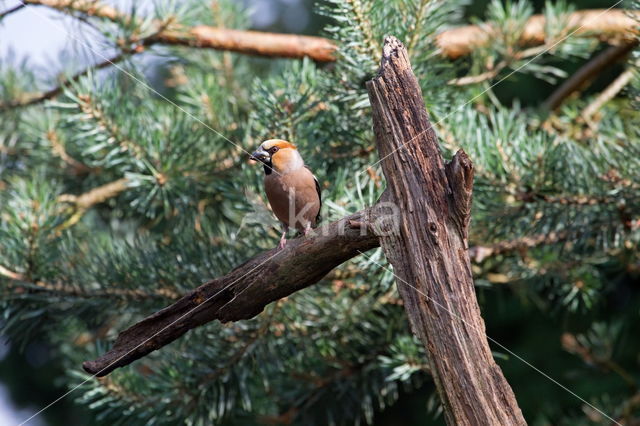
[305,165,322,224]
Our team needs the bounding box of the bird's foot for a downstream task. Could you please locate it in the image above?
[278,234,287,250]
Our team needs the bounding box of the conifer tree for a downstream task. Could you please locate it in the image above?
[0,0,639,424]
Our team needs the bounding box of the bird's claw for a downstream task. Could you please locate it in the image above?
[278,235,287,250]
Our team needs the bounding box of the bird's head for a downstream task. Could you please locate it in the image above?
[250,139,303,175]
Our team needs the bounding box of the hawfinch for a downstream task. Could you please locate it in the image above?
[250,139,321,249]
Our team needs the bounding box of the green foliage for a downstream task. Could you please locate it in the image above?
[0,0,639,424]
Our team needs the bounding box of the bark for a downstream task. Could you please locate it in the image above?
[83,208,380,376]
[366,36,525,425]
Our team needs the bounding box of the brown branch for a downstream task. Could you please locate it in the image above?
[82,208,381,376]
[47,130,93,175]
[544,42,637,111]
[155,27,336,62]
[366,36,524,424]
[58,178,129,210]
[57,178,130,230]
[582,67,636,120]
[23,0,124,21]
[79,191,575,378]
[469,231,568,263]
[437,9,639,59]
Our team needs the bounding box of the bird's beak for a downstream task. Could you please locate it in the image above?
[250,148,269,163]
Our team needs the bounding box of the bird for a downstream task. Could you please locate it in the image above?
[250,139,321,249]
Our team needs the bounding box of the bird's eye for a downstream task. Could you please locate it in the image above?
[269,147,279,154]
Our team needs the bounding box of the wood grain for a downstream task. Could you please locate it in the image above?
[366,36,525,425]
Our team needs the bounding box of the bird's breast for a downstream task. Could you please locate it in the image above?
[264,168,320,230]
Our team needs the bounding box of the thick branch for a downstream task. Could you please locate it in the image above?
[366,36,525,425]
[437,9,639,59]
[83,208,380,376]
[155,27,336,62]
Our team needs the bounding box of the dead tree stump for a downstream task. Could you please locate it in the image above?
[366,36,526,425]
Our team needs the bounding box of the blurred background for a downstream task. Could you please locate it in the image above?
[0,0,629,424]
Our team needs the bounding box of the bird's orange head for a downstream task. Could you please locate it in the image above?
[250,139,304,174]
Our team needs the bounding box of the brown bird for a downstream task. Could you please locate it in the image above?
[250,139,321,249]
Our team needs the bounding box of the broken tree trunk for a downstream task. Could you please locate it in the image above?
[366,36,525,425]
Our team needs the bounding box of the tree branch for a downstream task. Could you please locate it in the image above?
[469,231,568,263]
[582,67,636,120]
[82,207,381,376]
[58,178,130,210]
[437,9,639,59]
[543,42,637,111]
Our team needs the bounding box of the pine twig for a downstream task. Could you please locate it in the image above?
[58,178,129,210]
[448,62,506,86]
[544,42,637,111]
[582,67,635,121]
[469,231,568,263]
[47,129,93,175]
[57,178,130,230]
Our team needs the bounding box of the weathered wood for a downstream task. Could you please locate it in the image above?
[366,36,525,425]
[83,208,380,376]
